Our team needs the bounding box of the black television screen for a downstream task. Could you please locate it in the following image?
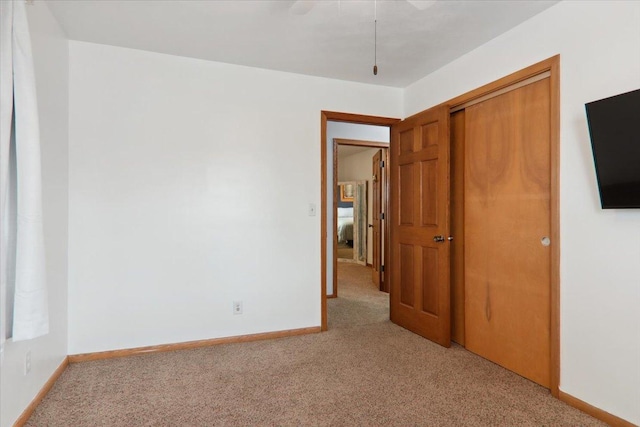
[585,88,640,209]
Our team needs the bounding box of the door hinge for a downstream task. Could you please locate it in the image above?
[380,213,385,220]
[381,265,385,272]
[380,160,385,168]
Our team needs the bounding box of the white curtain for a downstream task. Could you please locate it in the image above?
[0,0,49,344]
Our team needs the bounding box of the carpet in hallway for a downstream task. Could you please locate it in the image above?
[328,262,388,329]
[336,242,353,260]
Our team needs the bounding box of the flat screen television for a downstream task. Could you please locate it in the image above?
[585,88,640,209]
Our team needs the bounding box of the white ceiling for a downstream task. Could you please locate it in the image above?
[338,144,381,159]
[46,0,559,88]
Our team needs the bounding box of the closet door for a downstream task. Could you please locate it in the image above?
[464,77,551,387]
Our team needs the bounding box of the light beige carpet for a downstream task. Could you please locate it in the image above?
[328,262,388,329]
[26,264,604,426]
[336,242,353,260]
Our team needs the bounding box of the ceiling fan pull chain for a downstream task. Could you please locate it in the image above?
[373,0,378,76]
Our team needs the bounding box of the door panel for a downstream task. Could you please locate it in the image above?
[420,160,438,226]
[421,122,439,148]
[399,244,415,306]
[390,105,451,347]
[399,164,415,225]
[400,129,414,153]
[464,78,551,387]
[421,246,439,315]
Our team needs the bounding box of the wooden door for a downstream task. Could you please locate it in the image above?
[390,105,451,347]
[464,78,551,387]
[372,149,383,289]
[450,110,465,345]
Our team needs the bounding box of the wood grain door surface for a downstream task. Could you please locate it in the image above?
[464,78,551,387]
[390,105,451,347]
[450,110,466,345]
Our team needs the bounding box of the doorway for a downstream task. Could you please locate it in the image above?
[333,138,389,297]
[320,113,399,329]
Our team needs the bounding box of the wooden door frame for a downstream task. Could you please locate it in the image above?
[445,55,561,397]
[321,112,400,331]
[332,139,389,298]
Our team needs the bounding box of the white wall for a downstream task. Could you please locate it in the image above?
[326,122,390,294]
[404,1,640,424]
[0,3,69,427]
[8,2,636,424]
[338,147,386,265]
[68,42,402,354]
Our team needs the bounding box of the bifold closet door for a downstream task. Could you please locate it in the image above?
[464,78,552,388]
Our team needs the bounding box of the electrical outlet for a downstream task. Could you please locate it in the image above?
[233,301,243,315]
[25,350,31,375]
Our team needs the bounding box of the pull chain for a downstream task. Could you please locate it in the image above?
[373,0,378,75]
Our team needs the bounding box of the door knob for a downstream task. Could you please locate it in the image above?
[433,235,445,243]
